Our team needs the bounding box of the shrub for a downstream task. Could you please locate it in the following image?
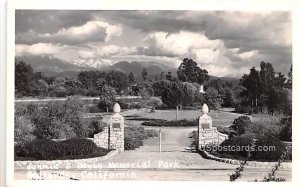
[15,139,105,160]
[117,99,130,109]
[251,136,286,161]
[209,136,287,162]
[124,126,158,150]
[30,98,86,139]
[87,105,102,113]
[84,120,105,138]
[145,129,159,137]
[15,139,66,160]
[280,116,292,142]
[141,119,197,127]
[235,105,253,114]
[14,116,36,142]
[60,139,98,156]
[217,136,253,159]
[231,115,251,135]
[124,137,143,150]
[246,113,283,139]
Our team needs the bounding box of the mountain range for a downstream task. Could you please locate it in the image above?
[15,55,239,84]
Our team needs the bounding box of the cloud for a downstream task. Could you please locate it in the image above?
[15,10,94,34]
[16,43,63,56]
[16,21,123,45]
[15,10,292,77]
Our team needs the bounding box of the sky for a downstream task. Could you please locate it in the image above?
[15,10,292,77]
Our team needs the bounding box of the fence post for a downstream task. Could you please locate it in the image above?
[159,129,162,152]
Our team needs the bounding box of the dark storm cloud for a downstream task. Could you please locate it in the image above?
[15,10,94,34]
[16,26,108,45]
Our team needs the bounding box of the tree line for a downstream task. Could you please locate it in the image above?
[15,57,292,115]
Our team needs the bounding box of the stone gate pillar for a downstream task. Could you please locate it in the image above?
[108,103,125,152]
[198,104,228,149]
[94,102,124,152]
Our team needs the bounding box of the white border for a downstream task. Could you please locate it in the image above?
[6,0,300,187]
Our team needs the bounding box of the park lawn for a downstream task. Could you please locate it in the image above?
[125,109,242,127]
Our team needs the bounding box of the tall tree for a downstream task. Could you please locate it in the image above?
[286,65,292,89]
[177,58,209,84]
[128,72,136,85]
[259,61,275,94]
[142,68,148,82]
[166,72,173,81]
[15,60,34,97]
[240,67,263,107]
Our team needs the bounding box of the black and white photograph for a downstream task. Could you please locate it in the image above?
[3,0,300,185]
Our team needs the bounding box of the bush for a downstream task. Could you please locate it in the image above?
[251,136,286,161]
[124,137,143,150]
[15,139,66,160]
[217,136,253,159]
[209,136,287,162]
[30,98,86,139]
[117,99,130,110]
[246,113,283,139]
[231,115,251,135]
[124,127,158,150]
[280,116,292,142]
[15,116,36,142]
[87,105,102,113]
[15,139,107,160]
[235,105,253,114]
[141,119,197,127]
[60,139,98,156]
[84,119,105,138]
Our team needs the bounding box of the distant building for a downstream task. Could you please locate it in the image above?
[199,85,205,93]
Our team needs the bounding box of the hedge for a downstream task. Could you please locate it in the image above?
[141,119,197,127]
[15,139,109,161]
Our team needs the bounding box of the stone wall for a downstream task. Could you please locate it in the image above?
[198,104,228,149]
[92,103,125,152]
[92,127,109,148]
[198,127,228,147]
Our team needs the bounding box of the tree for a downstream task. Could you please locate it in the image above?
[240,67,263,107]
[64,78,83,96]
[149,97,163,112]
[95,78,107,91]
[260,61,275,94]
[166,72,173,81]
[286,65,292,89]
[15,60,34,96]
[128,72,136,85]
[161,82,184,108]
[105,70,129,93]
[98,85,117,112]
[223,88,237,107]
[160,72,165,80]
[177,58,209,84]
[142,68,148,82]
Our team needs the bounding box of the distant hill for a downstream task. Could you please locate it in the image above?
[15,55,94,78]
[208,75,240,86]
[15,56,241,84]
[106,61,177,81]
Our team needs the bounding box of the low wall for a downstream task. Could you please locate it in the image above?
[198,127,228,147]
[91,127,109,148]
[15,149,120,170]
[200,150,292,169]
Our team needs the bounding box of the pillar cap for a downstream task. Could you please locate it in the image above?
[202,103,209,114]
[113,102,121,113]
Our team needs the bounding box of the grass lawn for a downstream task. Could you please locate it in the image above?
[125,109,242,127]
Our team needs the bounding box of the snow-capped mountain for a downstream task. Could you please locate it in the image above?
[71,58,113,69]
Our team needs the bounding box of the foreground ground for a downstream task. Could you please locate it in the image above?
[15,126,291,181]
